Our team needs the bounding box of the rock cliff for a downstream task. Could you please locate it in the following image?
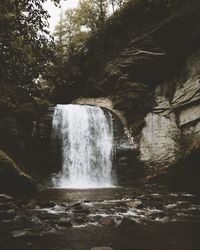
[140,51,200,174]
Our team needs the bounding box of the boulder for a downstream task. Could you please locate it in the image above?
[0,209,16,220]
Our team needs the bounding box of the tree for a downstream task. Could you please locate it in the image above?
[93,0,109,28]
[109,0,116,13]
[63,9,81,54]
[53,12,66,60]
[76,0,109,31]
[76,0,97,32]
[54,8,88,57]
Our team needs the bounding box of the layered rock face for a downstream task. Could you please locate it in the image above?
[140,52,200,176]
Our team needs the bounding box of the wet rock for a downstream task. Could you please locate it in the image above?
[0,201,18,210]
[98,217,115,226]
[31,215,42,225]
[127,200,143,209]
[65,206,71,211]
[155,216,169,223]
[0,151,35,195]
[38,212,59,221]
[14,214,30,224]
[154,202,164,210]
[58,218,72,227]
[117,206,127,213]
[71,202,82,208]
[40,201,56,208]
[150,193,163,200]
[11,228,43,238]
[0,193,14,202]
[73,208,90,214]
[75,215,86,224]
[0,209,16,220]
[25,199,38,209]
[11,229,32,238]
[61,203,68,207]
[83,200,92,203]
[71,203,90,214]
[88,215,102,223]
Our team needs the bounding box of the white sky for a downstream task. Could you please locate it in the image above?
[44,0,79,33]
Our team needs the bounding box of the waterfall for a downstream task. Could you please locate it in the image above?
[52,104,114,188]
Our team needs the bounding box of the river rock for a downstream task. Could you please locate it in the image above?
[98,217,115,226]
[11,228,43,238]
[71,203,90,214]
[14,214,31,225]
[71,202,82,208]
[31,215,42,225]
[88,215,102,223]
[120,217,137,227]
[58,217,72,227]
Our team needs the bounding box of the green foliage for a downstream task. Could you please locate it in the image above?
[0,0,59,111]
[52,0,131,61]
[77,0,98,32]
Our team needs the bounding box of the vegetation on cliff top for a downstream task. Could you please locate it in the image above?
[48,0,200,136]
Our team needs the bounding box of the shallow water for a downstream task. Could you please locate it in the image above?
[1,186,200,250]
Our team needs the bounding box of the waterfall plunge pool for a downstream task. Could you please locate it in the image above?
[1,185,200,250]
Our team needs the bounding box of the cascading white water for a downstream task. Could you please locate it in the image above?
[52,104,114,188]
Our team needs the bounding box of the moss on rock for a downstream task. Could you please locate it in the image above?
[0,150,35,195]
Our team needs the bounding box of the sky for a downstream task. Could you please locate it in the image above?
[44,0,79,33]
